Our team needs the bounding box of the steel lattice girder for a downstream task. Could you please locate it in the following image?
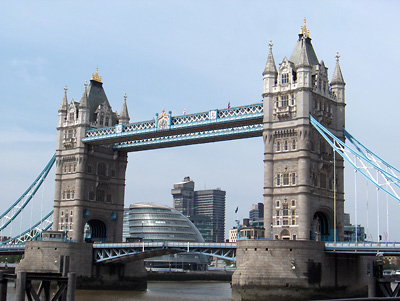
[93,242,237,263]
[83,103,263,146]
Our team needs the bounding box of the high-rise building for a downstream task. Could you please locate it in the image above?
[171,176,195,216]
[249,203,264,220]
[194,189,226,243]
[172,177,226,243]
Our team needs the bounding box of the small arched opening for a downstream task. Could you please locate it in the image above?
[312,211,331,241]
[280,229,291,240]
[84,219,107,243]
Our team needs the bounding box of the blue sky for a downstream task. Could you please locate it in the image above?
[1,0,399,241]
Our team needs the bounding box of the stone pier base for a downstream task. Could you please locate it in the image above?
[232,240,368,301]
[17,241,147,290]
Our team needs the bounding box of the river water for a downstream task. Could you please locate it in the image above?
[7,281,232,300]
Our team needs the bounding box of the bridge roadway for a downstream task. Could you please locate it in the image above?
[3,241,400,262]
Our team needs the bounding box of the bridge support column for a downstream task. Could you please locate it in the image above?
[232,240,369,301]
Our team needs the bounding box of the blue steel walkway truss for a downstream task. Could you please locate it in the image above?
[83,104,263,151]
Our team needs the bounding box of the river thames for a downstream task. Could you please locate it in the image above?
[7,281,232,300]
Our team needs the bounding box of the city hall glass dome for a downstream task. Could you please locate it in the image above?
[127,203,205,242]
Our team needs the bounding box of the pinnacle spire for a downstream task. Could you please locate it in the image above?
[298,37,311,67]
[79,80,89,108]
[331,52,345,85]
[119,93,130,124]
[263,40,277,75]
[59,84,68,112]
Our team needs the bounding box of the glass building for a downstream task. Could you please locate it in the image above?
[124,203,209,270]
[126,203,204,242]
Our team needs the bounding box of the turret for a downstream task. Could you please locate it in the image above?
[296,35,312,88]
[262,41,277,94]
[78,81,90,125]
[58,85,68,128]
[118,93,130,124]
[330,52,345,103]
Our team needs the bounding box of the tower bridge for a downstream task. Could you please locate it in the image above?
[7,21,400,299]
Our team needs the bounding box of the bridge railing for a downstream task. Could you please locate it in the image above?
[325,241,400,248]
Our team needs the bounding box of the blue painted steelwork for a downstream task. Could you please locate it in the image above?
[0,154,55,232]
[310,115,400,203]
[82,103,263,150]
[0,244,25,254]
[93,242,237,263]
[325,241,400,255]
[1,211,53,245]
[114,124,263,151]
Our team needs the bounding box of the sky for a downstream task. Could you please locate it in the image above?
[1,0,400,241]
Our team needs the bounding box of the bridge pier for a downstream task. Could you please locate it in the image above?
[16,241,147,291]
[232,240,369,300]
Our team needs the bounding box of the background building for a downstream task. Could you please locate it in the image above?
[171,176,195,216]
[249,203,264,220]
[123,203,208,270]
[172,177,226,243]
[343,213,366,242]
[195,189,226,243]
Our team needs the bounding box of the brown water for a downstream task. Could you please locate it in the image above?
[7,281,232,300]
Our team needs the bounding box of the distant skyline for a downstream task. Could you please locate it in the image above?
[1,1,400,241]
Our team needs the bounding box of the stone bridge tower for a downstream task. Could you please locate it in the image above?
[262,21,346,241]
[53,69,130,243]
